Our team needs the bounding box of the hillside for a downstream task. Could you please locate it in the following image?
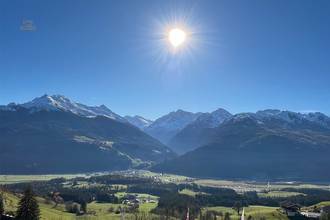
[1,189,158,220]
[0,107,175,174]
[168,108,232,154]
[152,113,330,181]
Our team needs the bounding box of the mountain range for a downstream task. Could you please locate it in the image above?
[2,94,330,181]
[152,110,330,181]
[0,95,174,174]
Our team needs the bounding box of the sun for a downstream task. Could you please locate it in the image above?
[168,28,186,48]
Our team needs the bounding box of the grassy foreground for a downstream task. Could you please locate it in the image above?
[2,190,157,220]
[1,173,330,219]
[2,189,290,220]
[3,189,330,219]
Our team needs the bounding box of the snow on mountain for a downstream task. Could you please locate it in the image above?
[2,94,330,137]
[228,109,330,129]
[0,103,17,111]
[303,112,330,127]
[255,109,328,124]
[168,108,330,155]
[192,108,232,128]
[144,110,202,144]
[19,94,125,121]
[167,108,232,154]
[147,110,202,131]
[124,115,153,129]
[256,109,302,122]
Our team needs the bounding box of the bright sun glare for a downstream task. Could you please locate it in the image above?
[168,28,186,48]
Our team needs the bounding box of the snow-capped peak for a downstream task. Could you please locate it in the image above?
[124,115,153,130]
[192,108,232,128]
[303,112,330,127]
[228,109,330,129]
[19,94,125,121]
[256,109,317,123]
[22,94,74,111]
[147,110,202,131]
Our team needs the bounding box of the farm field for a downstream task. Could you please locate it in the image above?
[2,171,329,193]
[206,206,289,220]
[257,191,305,198]
[0,174,89,184]
[1,172,330,220]
[194,179,330,192]
[0,170,190,185]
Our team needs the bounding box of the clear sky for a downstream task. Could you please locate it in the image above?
[1,0,330,119]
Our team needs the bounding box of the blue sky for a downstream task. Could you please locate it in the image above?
[1,0,330,119]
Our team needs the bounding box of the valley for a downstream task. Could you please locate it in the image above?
[1,171,330,219]
[2,95,330,219]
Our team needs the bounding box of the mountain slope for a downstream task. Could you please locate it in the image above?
[0,106,175,174]
[152,111,330,181]
[169,108,232,154]
[144,110,202,144]
[124,115,153,130]
[21,94,125,122]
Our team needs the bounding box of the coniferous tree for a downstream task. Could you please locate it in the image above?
[224,212,231,220]
[16,187,40,220]
[80,200,87,213]
[233,201,242,215]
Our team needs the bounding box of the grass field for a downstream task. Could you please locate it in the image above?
[3,188,330,219]
[194,179,330,193]
[179,189,199,197]
[2,191,77,220]
[115,192,158,200]
[313,201,330,208]
[257,191,305,198]
[1,190,158,220]
[2,172,329,192]
[179,189,209,197]
[303,201,330,212]
[206,205,289,220]
[0,174,89,184]
[0,171,190,185]
[1,173,330,219]
[133,170,191,183]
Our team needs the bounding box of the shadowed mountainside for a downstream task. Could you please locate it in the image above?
[152,113,330,181]
[0,106,175,174]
